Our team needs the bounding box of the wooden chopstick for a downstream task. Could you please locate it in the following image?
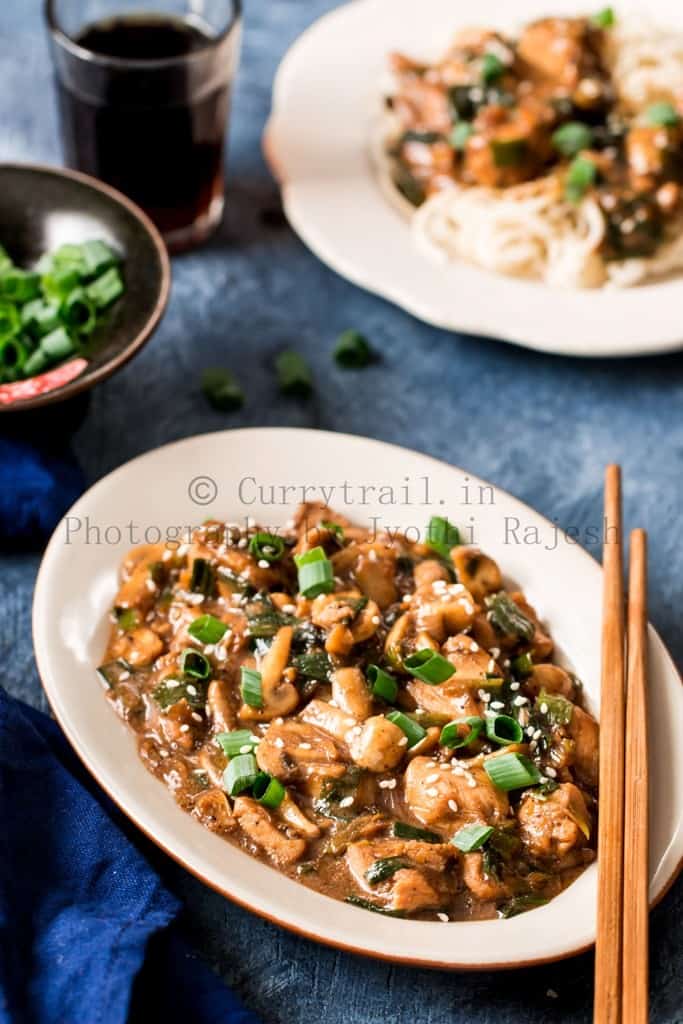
[622,529,649,1024]
[594,464,627,1024]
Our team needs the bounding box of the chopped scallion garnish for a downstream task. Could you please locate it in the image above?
[179,648,211,679]
[440,716,484,749]
[392,821,441,843]
[189,558,215,596]
[275,349,313,397]
[333,329,374,368]
[240,666,264,708]
[484,752,541,791]
[404,649,455,685]
[224,753,261,796]
[201,367,244,412]
[451,823,494,852]
[591,6,615,28]
[252,773,286,808]
[644,101,680,127]
[216,729,259,757]
[565,155,598,203]
[551,121,593,158]
[367,664,398,703]
[188,614,228,645]
[386,710,426,748]
[426,515,461,559]
[485,713,523,746]
[248,531,285,562]
[294,546,334,598]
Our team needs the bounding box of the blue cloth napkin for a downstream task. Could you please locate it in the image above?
[0,686,261,1024]
[0,438,84,550]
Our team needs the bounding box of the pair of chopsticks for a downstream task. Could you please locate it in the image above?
[594,465,649,1024]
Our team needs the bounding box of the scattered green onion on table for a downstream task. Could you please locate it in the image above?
[0,240,124,384]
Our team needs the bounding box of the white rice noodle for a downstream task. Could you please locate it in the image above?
[607,17,683,111]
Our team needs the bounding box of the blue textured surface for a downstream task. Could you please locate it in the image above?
[1,2,682,1022]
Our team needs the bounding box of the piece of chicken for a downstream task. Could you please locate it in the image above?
[233,796,306,866]
[568,705,599,789]
[404,756,510,833]
[517,783,591,864]
[256,719,343,781]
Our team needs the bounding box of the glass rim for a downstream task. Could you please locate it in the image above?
[44,0,242,69]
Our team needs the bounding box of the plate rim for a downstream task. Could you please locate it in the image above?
[263,0,683,358]
[32,426,683,969]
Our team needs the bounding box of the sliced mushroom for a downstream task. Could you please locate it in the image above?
[451,547,502,602]
[331,667,373,721]
[239,626,299,721]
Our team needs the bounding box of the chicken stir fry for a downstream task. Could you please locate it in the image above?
[387,10,683,262]
[99,504,598,922]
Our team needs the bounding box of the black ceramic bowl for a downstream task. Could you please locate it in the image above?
[0,163,170,412]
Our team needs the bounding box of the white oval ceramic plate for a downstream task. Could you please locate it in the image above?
[33,428,683,968]
[263,0,683,357]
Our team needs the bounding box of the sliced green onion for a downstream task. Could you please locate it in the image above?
[365,856,408,885]
[252,773,286,808]
[40,326,76,362]
[275,349,313,397]
[190,557,215,596]
[386,710,426,748]
[216,729,259,757]
[22,348,48,377]
[511,652,534,677]
[485,592,535,641]
[81,239,117,277]
[201,367,244,412]
[450,121,474,150]
[552,121,593,157]
[591,6,615,27]
[153,675,207,710]
[294,546,334,597]
[224,752,261,796]
[481,52,504,84]
[86,266,124,309]
[333,329,373,368]
[451,823,494,852]
[491,138,527,168]
[440,716,484,749]
[536,689,574,726]
[644,101,680,127]
[565,155,597,203]
[0,336,27,375]
[61,287,96,334]
[485,713,523,746]
[0,269,40,303]
[42,267,81,301]
[248,531,285,562]
[404,649,454,685]
[0,301,20,344]
[426,515,461,559]
[115,607,139,631]
[392,821,441,844]
[188,614,228,645]
[484,752,541,791]
[21,298,60,338]
[179,648,211,679]
[367,664,398,703]
[241,666,263,708]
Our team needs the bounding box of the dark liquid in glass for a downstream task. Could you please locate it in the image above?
[56,14,229,242]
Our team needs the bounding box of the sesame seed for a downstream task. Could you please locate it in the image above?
[338,796,354,808]
[159,748,168,758]
[540,702,549,714]
[368,549,378,562]
[545,766,557,778]
[490,700,504,710]
[379,778,397,789]
[274,737,285,749]
[299,742,312,750]
[513,696,528,707]
[487,659,496,673]
[448,799,459,813]
[145,578,156,592]
[440,762,449,770]
[467,777,477,788]
[470,641,479,652]
[533,729,542,740]
[490,647,500,658]
[371,615,381,625]
[482,692,492,704]
[282,604,295,614]
[398,736,409,747]
[437,912,449,923]
[510,681,520,691]
[530,740,538,751]
[426,787,439,797]
[186,685,198,697]
[239,744,253,754]
[258,559,270,569]
[191,712,203,722]
[426,773,440,783]
[547,989,558,1000]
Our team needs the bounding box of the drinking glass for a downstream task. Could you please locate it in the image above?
[46,0,242,251]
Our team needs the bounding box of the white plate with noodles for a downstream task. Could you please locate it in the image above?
[263,0,683,356]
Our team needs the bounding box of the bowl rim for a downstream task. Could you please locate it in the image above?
[0,161,171,413]
[32,426,683,970]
